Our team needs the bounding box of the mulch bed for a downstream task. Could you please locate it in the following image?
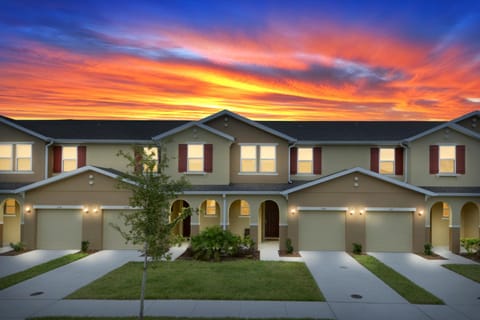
[278,250,302,257]
[459,253,480,263]
[416,252,447,260]
[178,247,260,261]
[0,249,33,256]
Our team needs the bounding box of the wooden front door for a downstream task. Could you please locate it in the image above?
[264,201,279,238]
[182,202,191,237]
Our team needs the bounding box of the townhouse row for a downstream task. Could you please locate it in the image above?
[1,110,479,254]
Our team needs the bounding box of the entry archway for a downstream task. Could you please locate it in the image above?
[430,201,450,247]
[170,200,191,237]
[1,198,21,246]
[461,202,479,240]
[260,200,279,240]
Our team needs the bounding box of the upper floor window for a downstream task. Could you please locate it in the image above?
[297,148,313,174]
[240,144,276,174]
[53,146,86,173]
[0,143,32,172]
[178,144,212,173]
[379,148,395,175]
[290,147,322,175]
[429,145,465,175]
[143,147,158,172]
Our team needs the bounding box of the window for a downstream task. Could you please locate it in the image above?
[143,147,158,172]
[439,146,455,174]
[62,147,78,172]
[240,200,250,216]
[442,202,450,218]
[205,200,217,216]
[0,145,13,171]
[4,199,16,215]
[240,144,276,173]
[0,144,32,172]
[188,144,204,172]
[379,148,395,175]
[297,148,313,174]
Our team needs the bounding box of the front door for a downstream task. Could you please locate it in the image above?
[182,214,191,237]
[264,201,279,238]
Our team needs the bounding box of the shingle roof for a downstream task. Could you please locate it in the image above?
[15,119,188,140]
[260,121,444,141]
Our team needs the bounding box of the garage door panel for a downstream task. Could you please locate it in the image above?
[299,212,345,251]
[366,211,412,252]
[103,210,141,250]
[37,209,82,249]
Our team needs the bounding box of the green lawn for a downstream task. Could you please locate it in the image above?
[0,252,88,290]
[442,264,480,283]
[67,260,324,301]
[352,254,444,305]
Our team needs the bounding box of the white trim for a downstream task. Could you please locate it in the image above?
[279,223,288,227]
[33,205,83,210]
[250,223,258,226]
[434,193,480,197]
[53,139,153,144]
[183,191,281,195]
[238,172,278,176]
[449,225,460,228]
[298,206,348,212]
[0,171,35,175]
[152,122,235,141]
[404,122,480,142]
[297,140,402,145]
[365,207,416,212]
[451,110,480,123]
[191,222,200,226]
[101,205,140,210]
[425,224,431,228]
[282,167,436,196]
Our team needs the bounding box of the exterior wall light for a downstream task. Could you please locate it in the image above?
[359,209,364,215]
[290,208,297,215]
[83,207,89,213]
[349,209,355,215]
[25,206,31,213]
[93,207,98,213]
[418,210,424,216]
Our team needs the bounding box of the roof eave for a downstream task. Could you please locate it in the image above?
[0,117,50,141]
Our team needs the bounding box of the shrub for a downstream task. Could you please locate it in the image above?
[286,238,294,254]
[460,238,480,254]
[81,240,90,253]
[424,243,433,256]
[191,226,243,261]
[10,241,26,252]
[352,243,362,254]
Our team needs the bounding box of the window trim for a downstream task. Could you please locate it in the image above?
[239,143,278,175]
[0,143,33,173]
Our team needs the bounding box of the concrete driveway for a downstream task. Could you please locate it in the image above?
[370,252,480,320]
[0,250,77,278]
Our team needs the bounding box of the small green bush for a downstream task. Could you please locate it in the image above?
[9,241,26,252]
[352,243,362,254]
[460,238,480,254]
[286,238,294,254]
[81,240,90,253]
[424,243,433,255]
[191,226,246,261]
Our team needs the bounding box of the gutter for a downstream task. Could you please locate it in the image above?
[222,193,227,230]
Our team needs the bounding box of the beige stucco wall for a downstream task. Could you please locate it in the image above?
[408,129,480,186]
[159,127,232,185]
[461,202,479,239]
[205,115,290,184]
[85,144,132,171]
[287,172,426,253]
[228,200,250,237]
[0,124,46,183]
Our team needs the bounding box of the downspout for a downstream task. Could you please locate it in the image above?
[45,139,54,179]
[400,141,409,183]
[222,193,227,230]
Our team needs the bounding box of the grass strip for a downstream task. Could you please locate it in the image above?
[0,252,88,290]
[29,317,327,320]
[353,254,444,305]
[442,264,480,283]
[67,260,324,301]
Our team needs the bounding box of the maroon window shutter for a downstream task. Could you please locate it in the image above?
[429,145,439,174]
[53,146,62,173]
[395,147,404,175]
[313,147,322,174]
[290,147,297,174]
[456,145,465,174]
[204,144,213,172]
[77,146,86,168]
[178,144,187,172]
[134,148,143,173]
[370,148,379,173]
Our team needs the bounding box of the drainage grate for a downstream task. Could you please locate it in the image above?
[30,291,44,296]
[350,294,363,299]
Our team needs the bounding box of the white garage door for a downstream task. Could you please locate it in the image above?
[103,210,141,250]
[366,211,412,252]
[37,209,82,249]
[299,212,345,251]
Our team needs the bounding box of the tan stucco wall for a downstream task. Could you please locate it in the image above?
[205,115,290,184]
[287,172,426,253]
[461,202,479,238]
[85,144,132,172]
[228,200,250,237]
[160,127,232,185]
[408,129,480,186]
[0,124,46,183]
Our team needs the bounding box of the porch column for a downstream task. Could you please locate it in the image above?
[0,223,3,247]
[449,227,460,254]
[449,202,461,254]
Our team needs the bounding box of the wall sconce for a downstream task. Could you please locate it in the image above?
[93,207,98,213]
[25,206,31,213]
[359,209,364,215]
[418,210,424,216]
[349,209,355,215]
[290,208,297,215]
[83,207,89,214]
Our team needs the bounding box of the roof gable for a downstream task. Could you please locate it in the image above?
[152,121,235,141]
[0,116,50,141]
[404,122,480,143]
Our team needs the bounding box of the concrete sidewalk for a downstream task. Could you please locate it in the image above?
[370,252,480,320]
[0,249,77,278]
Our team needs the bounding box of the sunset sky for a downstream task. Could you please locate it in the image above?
[0,0,479,121]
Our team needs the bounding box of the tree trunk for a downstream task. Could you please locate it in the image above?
[139,242,148,320]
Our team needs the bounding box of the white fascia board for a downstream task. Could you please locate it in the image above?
[432,193,480,197]
[183,190,281,196]
[296,140,401,146]
[54,139,154,144]
[404,122,480,143]
[33,205,83,209]
[365,207,416,212]
[14,166,122,193]
[152,122,234,141]
[297,206,348,211]
[451,110,480,123]
[101,205,141,210]
[199,110,297,143]
[282,167,436,196]
[0,117,50,141]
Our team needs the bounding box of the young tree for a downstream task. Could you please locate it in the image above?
[114,145,190,319]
